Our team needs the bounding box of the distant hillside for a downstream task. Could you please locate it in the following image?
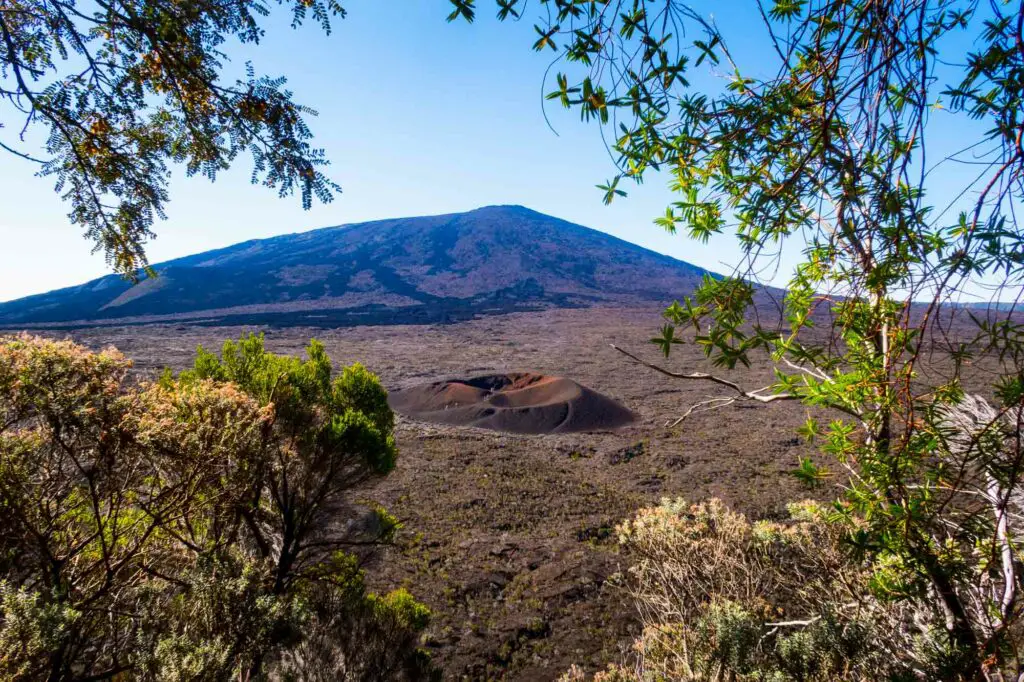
[0,205,710,328]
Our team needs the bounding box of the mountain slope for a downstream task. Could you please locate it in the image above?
[0,205,709,327]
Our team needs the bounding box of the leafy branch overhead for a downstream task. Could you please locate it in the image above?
[451,0,1022,303]
[453,0,1024,678]
[0,0,343,276]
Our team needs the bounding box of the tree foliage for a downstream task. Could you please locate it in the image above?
[0,0,342,275]
[0,333,430,681]
[453,0,1024,677]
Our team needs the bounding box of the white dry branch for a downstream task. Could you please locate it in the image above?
[610,343,800,427]
[609,343,870,429]
[935,394,1024,633]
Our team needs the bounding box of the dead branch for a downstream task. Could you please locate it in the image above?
[666,397,739,428]
[610,344,867,426]
[610,344,799,426]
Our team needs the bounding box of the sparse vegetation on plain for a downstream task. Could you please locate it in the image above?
[41,311,842,678]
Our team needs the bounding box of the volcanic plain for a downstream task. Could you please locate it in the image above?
[47,305,825,680]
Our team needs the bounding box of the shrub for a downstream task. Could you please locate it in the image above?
[0,333,431,681]
[566,497,940,681]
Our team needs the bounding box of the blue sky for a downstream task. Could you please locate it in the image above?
[0,1,787,302]
[0,1,999,302]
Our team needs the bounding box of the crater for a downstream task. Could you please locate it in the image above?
[388,372,635,434]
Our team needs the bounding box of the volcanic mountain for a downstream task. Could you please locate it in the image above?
[0,205,709,327]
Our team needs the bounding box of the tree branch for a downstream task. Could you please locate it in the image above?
[610,344,797,404]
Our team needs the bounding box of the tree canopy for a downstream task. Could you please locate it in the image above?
[449,0,1024,677]
[0,0,343,276]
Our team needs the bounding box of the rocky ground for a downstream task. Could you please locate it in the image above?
[52,306,828,680]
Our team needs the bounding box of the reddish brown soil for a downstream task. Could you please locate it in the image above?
[34,306,839,680]
[389,372,636,434]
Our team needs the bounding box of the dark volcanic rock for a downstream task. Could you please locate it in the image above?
[0,205,708,327]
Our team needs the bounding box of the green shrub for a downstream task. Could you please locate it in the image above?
[0,333,431,681]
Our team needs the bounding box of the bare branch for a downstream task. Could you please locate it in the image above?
[665,396,738,428]
[611,343,798,404]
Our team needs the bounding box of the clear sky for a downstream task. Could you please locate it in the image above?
[0,1,998,303]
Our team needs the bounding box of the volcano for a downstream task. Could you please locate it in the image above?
[0,205,709,328]
[388,372,636,434]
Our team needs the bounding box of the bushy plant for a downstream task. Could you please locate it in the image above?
[0,333,431,681]
[600,498,921,681]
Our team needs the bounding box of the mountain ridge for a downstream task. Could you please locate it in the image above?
[0,205,710,328]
